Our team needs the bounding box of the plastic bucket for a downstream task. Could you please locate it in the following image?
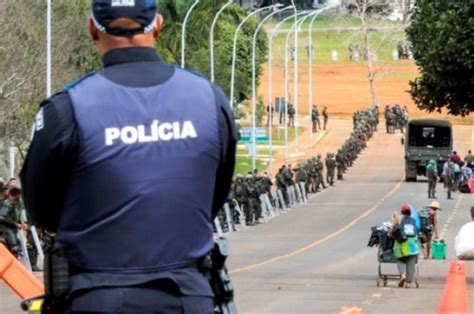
[432,240,447,260]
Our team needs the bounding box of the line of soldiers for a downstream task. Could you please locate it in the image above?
[384,104,408,134]
[217,107,379,232]
[0,177,47,271]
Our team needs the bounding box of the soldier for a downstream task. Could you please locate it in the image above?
[254,175,267,219]
[226,181,239,227]
[308,158,318,193]
[295,163,308,191]
[288,104,295,127]
[266,105,274,126]
[245,175,260,225]
[311,105,318,133]
[234,174,250,224]
[316,155,327,190]
[426,160,438,199]
[313,105,321,132]
[444,161,456,200]
[322,106,329,130]
[336,150,344,180]
[0,187,23,256]
[325,153,337,186]
[276,166,288,205]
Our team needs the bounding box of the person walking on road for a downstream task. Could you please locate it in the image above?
[426,160,438,198]
[445,160,456,199]
[390,204,420,288]
[419,202,441,259]
[464,150,474,170]
[20,1,237,312]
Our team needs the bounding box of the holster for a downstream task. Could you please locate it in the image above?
[22,244,71,314]
[200,237,237,314]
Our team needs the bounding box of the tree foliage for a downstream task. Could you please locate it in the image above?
[157,0,268,104]
[406,1,474,116]
[0,0,269,166]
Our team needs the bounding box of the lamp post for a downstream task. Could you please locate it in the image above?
[307,4,339,129]
[250,6,291,170]
[46,0,52,97]
[210,0,233,82]
[229,4,283,109]
[181,0,201,68]
[283,11,309,162]
[267,10,304,169]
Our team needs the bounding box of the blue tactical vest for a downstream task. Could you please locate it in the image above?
[58,69,220,272]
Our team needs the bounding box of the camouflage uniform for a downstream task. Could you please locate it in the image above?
[325,153,337,186]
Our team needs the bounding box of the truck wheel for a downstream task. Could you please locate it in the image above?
[406,175,417,182]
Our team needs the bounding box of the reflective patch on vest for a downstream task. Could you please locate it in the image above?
[35,108,44,132]
[112,0,135,7]
[105,120,198,146]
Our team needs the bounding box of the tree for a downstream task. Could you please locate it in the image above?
[0,0,269,168]
[344,0,411,105]
[406,0,473,116]
[0,0,98,164]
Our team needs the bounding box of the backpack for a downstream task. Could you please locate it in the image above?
[398,216,417,242]
[418,208,433,235]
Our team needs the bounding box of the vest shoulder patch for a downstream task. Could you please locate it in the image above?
[64,72,97,91]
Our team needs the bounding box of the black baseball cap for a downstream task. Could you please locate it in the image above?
[92,0,158,37]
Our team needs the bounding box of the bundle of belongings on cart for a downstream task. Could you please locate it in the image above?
[367,222,396,262]
[367,205,422,262]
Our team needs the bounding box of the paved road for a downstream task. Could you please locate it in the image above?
[1,125,472,314]
[228,125,473,313]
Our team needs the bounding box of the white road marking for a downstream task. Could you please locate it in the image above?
[440,194,464,238]
[371,293,382,298]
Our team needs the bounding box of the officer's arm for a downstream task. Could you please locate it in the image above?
[20,93,78,232]
[210,84,238,219]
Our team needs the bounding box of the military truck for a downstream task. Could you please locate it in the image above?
[404,119,452,182]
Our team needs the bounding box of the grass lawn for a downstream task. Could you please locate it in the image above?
[267,13,401,30]
[270,125,306,146]
[234,156,268,176]
[238,125,306,147]
[266,13,408,65]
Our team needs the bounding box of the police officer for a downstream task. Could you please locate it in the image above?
[20,1,237,312]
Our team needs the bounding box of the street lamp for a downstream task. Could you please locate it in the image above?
[250,6,293,171]
[267,10,306,169]
[210,0,233,82]
[229,3,284,109]
[181,0,201,68]
[307,3,339,122]
[283,11,310,162]
[46,0,52,97]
